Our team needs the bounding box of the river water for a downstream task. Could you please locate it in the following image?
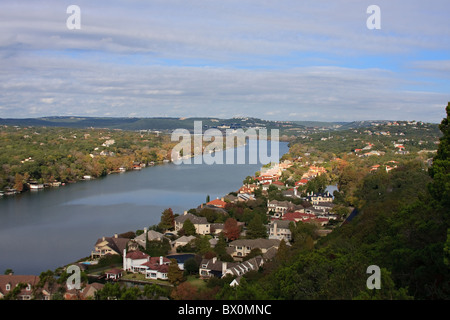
[0,140,289,275]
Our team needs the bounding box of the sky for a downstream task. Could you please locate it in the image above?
[0,0,449,122]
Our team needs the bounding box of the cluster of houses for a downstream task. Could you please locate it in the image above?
[87,225,283,287]
[0,272,104,300]
[84,160,337,286]
[370,160,400,173]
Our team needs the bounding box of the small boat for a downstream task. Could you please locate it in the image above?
[29,183,44,190]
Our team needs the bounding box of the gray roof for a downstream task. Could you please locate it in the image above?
[262,247,278,260]
[225,256,264,277]
[134,230,165,244]
[229,238,281,250]
[174,235,196,243]
[270,220,291,229]
[201,258,238,272]
[175,213,208,225]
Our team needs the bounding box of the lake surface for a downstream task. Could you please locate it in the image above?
[0,140,289,275]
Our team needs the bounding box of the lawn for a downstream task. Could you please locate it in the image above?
[185,275,207,289]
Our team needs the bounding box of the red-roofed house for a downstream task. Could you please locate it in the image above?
[295,179,309,187]
[123,249,171,280]
[272,180,285,187]
[0,274,57,300]
[282,211,315,222]
[207,198,227,208]
[105,268,123,281]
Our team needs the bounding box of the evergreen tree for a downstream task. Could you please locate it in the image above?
[168,259,184,285]
[159,208,175,231]
[429,102,450,209]
[246,214,268,239]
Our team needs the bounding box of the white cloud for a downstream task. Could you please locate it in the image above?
[0,0,448,122]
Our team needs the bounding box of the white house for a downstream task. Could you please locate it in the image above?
[122,249,171,280]
[269,220,292,241]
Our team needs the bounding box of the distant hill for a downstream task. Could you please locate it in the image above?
[0,116,306,132]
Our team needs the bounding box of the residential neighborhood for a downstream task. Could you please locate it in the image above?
[1,157,347,300]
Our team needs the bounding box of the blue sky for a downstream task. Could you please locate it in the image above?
[0,0,449,122]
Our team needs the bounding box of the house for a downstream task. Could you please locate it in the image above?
[267,200,294,215]
[130,228,166,250]
[269,220,292,241]
[91,234,129,259]
[122,249,171,280]
[64,282,104,300]
[224,256,265,283]
[283,211,316,222]
[174,212,210,235]
[313,202,335,213]
[279,160,293,170]
[0,274,55,300]
[308,165,327,176]
[199,256,265,282]
[123,250,150,272]
[237,193,255,202]
[210,223,224,235]
[199,257,237,278]
[143,258,170,280]
[271,180,285,188]
[238,184,257,194]
[304,217,329,227]
[80,283,104,299]
[223,194,238,203]
[282,188,300,198]
[227,238,281,261]
[305,192,333,205]
[207,198,227,209]
[256,175,273,184]
[295,179,309,187]
[267,200,303,217]
[105,268,123,281]
[172,235,196,249]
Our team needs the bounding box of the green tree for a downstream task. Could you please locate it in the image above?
[184,257,199,275]
[95,282,123,300]
[354,268,413,300]
[168,259,184,285]
[246,214,268,239]
[305,174,328,194]
[159,208,175,231]
[428,102,450,209]
[120,286,141,300]
[193,236,212,255]
[143,284,168,300]
[182,219,196,236]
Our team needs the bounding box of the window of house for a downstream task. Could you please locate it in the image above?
[6,284,10,291]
